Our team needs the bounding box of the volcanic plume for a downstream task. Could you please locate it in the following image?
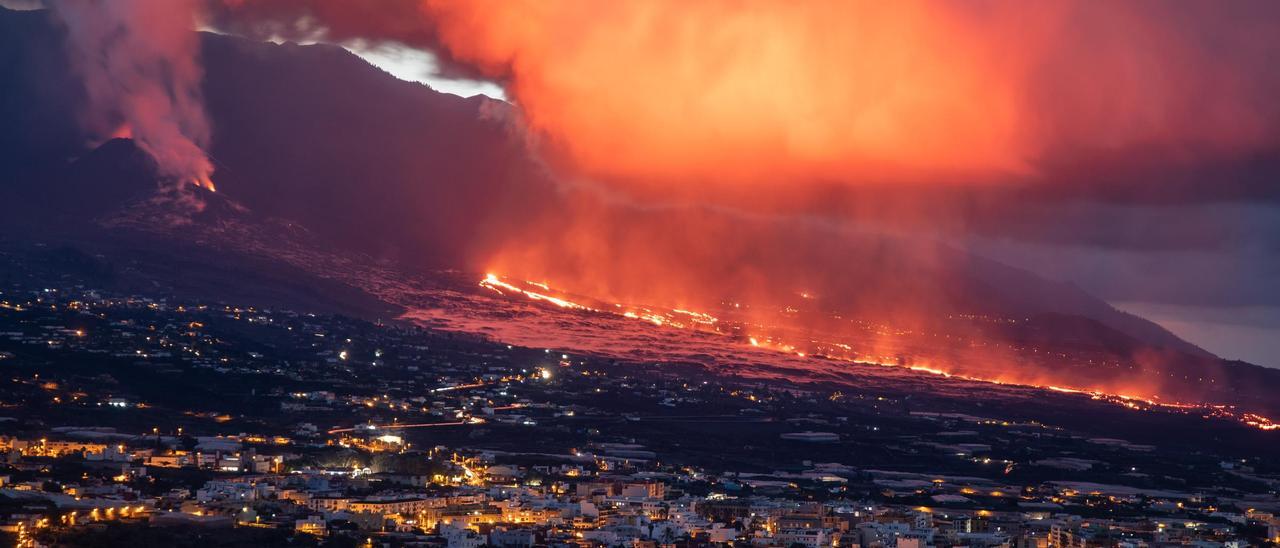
[208,0,1280,196]
[50,0,216,193]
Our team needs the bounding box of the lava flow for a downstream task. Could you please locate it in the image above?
[480,274,590,311]
[476,274,1279,432]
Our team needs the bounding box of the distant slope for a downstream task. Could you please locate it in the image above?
[957,252,1215,358]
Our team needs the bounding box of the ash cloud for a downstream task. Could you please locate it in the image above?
[206,1,1280,200]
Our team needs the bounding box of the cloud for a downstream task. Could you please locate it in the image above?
[208,0,1280,198]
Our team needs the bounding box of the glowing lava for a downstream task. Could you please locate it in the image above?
[192,175,216,192]
[480,273,591,311]
[476,273,1280,433]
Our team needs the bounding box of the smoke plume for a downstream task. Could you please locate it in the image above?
[50,0,216,193]
[208,0,1280,196]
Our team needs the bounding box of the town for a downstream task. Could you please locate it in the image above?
[1,277,1278,547]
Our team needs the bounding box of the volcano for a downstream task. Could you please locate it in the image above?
[1,5,1277,429]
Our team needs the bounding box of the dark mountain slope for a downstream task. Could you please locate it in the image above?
[200,33,555,266]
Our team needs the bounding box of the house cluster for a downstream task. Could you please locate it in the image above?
[4,437,1277,548]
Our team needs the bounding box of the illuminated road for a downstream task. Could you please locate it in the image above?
[327,421,467,435]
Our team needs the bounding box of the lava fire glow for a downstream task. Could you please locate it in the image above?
[480,274,589,311]
[477,274,1279,432]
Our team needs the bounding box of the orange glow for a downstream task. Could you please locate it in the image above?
[418,0,1277,191]
[480,273,592,311]
[109,123,134,140]
[214,1,1280,190]
[193,175,217,192]
[423,0,1028,187]
[1242,414,1280,431]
